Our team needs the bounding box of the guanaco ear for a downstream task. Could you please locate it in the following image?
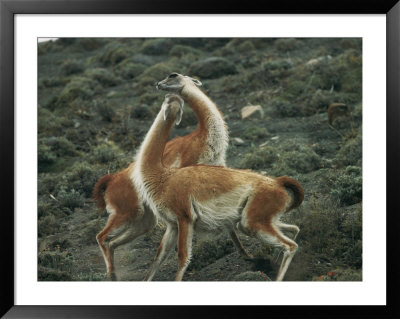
[191,78,202,86]
[162,102,170,121]
[185,76,202,87]
[175,96,184,125]
[175,107,183,125]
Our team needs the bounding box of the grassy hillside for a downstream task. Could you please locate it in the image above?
[38,37,362,281]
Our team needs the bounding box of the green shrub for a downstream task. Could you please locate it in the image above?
[239,146,278,170]
[57,76,98,106]
[62,59,84,75]
[38,215,58,237]
[57,187,85,211]
[236,40,256,53]
[38,143,57,171]
[270,98,298,117]
[340,38,362,50]
[189,57,238,79]
[290,196,362,269]
[130,105,153,119]
[330,166,362,206]
[75,38,106,51]
[38,250,73,273]
[38,201,54,219]
[91,143,120,164]
[263,60,293,71]
[138,92,162,106]
[57,38,76,46]
[62,161,106,198]
[169,44,202,57]
[141,62,173,80]
[84,68,121,87]
[40,136,78,157]
[115,60,146,79]
[140,38,173,55]
[99,43,130,66]
[336,132,362,167]
[276,146,322,174]
[38,172,62,195]
[94,100,116,122]
[38,267,73,281]
[242,126,269,141]
[39,76,64,88]
[274,38,304,51]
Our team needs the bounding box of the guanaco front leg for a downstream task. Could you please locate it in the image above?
[145,224,177,281]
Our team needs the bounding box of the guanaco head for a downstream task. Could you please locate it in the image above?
[156,72,202,93]
[161,93,184,125]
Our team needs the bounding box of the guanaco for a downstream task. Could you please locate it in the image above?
[93,73,250,280]
[133,93,304,281]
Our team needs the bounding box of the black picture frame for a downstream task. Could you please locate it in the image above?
[1,0,399,318]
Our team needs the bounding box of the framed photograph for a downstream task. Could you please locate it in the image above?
[1,0,398,317]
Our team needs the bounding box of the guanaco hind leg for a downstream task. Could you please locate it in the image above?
[228,227,253,259]
[175,219,195,281]
[256,224,298,281]
[96,212,126,280]
[276,221,300,240]
[97,209,156,280]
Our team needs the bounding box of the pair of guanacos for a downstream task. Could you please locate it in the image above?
[93,72,304,281]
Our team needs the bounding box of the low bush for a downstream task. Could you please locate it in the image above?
[38,143,57,172]
[140,38,173,55]
[239,146,278,170]
[289,196,362,269]
[40,136,78,157]
[57,187,85,211]
[38,250,73,273]
[274,38,304,51]
[169,44,202,57]
[38,215,58,237]
[84,68,121,87]
[57,76,98,107]
[115,60,146,79]
[91,143,121,164]
[94,100,116,122]
[242,126,269,141]
[61,161,106,198]
[189,57,238,79]
[38,266,73,281]
[335,132,362,167]
[62,59,84,75]
[330,166,362,206]
[275,146,322,175]
[99,43,130,66]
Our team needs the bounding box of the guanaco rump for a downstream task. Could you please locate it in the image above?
[133,94,304,281]
[93,73,250,280]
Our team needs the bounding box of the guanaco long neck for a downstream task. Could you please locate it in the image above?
[181,85,229,165]
[136,111,175,176]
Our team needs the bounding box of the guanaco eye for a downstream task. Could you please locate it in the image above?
[168,73,178,78]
